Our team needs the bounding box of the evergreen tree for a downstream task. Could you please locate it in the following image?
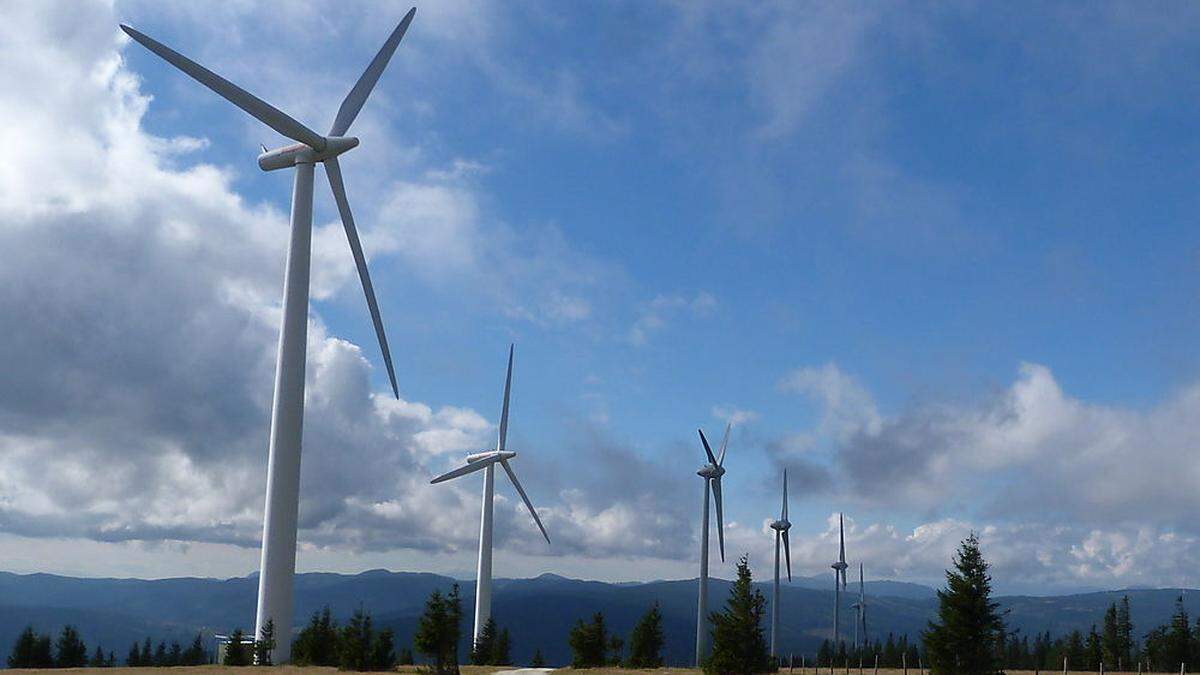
[9,626,54,668]
[817,640,832,668]
[413,585,462,675]
[293,606,340,666]
[1085,625,1102,670]
[1102,602,1121,666]
[55,625,88,668]
[397,647,414,666]
[531,648,545,668]
[370,628,396,671]
[224,629,251,666]
[922,533,1004,675]
[255,618,276,666]
[168,641,183,666]
[1165,596,1192,670]
[568,613,610,668]
[153,641,167,667]
[705,554,771,675]
[492,628,512,666]
[140,637,152,667]
[90,644,107,667]
[471,617,497,665]
[183,634,207,666]
[1117,595,1134,667]
[339,608,375,671]
[626,603,665,668]
[126,642,141,667]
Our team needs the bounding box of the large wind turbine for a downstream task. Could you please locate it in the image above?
[695,424,730,666]
[430,345,550,646]
[831,513,848,653]
[769,470,792,659]
[851,562,867,653]
[120,10,416,663]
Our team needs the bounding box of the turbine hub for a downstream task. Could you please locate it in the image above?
[697,463,723,478]
[832,561,848,571]
[258,136,359,171]
[770,519,791,531]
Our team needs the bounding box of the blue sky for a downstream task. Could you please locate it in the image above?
[2,1,1200,594]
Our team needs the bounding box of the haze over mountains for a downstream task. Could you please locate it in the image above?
[1,570,1195,666]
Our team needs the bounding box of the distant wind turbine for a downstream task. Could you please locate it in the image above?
[120,10,416,662]
[831,513,848,652]
[430,345,549,647]
[770,470,792,658]
[695,423,731,666]
[852,562,867,652]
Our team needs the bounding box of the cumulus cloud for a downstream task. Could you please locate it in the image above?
[628,291,717,346]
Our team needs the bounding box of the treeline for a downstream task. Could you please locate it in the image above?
[8,627,210,669]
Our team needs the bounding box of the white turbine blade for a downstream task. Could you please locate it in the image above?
[782,529,792,582]
[430,455,497,484]
[119,25,326,150]
[329,7,417,136]
[717,422,730,466]
[498,344,514,451]
[781,469,788,519]
[711,477,725,562]
[697,429,717,466]
[500,459,550,544]
[839,512,846,563]
[325,157,398,399]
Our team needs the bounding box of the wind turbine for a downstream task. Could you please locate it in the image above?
[769,470,792,659]
[695,423,731,666]
[851,562,867,654]
[430,345,550,647]
[120,9,416,663]
[831,513,848,653]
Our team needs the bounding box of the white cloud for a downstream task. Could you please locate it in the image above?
[628,291,718,346]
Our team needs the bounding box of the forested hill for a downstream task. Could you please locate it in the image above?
[0,570,1193,667]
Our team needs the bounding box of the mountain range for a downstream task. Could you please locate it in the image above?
[0,569,1195,667]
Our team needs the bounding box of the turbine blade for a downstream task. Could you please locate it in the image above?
[498,344,513,451]
[698,429,717,466]
[717,422,730,466]
[781,469,788,519]
[839,512,846,563]
[119,25,326,150]
[500,459,550,544]
[711,477,725,562]
[329,7,416,136]
[782,529,792,582]
[325,157,398,399]
[430,455,497,484]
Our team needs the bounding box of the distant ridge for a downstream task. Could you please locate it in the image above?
[0,569,1194,666]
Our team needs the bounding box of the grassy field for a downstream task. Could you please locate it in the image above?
[0,662,1176,667]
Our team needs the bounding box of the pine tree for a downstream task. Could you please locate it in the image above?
[1102,602,1121,666]
[1085,625,1102,670]
[471,617,497,665]
[568,613,610,668]
[922,533,1004,675]
[1117,595,1134,667]
[140,637,153,666]
[90,644,107,667]
[183,633,207,666]
[627,602,665,668]
[9,626,53,668]
[255,618,276,666]
[126,641,141,667]
[531,648,545,668]
[55,625,89,668]
[293,606,340,666]
[339,608,375,671]
[370,628,396,671]
[168,641,183,666]
[414,585,462,675]
[1165,596,1191,670]
[493,628,512,666]
[705,554,771,675]
[224,629,251,666]
[154,641,168,667]
[397,647,414,665]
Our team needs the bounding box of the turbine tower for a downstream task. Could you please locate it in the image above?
[120,10,416,662]
[831,513,848,653]
[769,469,792,659]
[430,345,550,646]
[851,562,867,653]
[695,423,731,666]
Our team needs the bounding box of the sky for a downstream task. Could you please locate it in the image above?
[2,0,1200,596]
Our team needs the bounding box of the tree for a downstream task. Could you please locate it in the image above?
[397,647,414,666]
[414,585,462,675]
[471,617,497,665]
[55,625,89,668]
[1102,602,1121,666]
[1117,595,1134,667]
[293,606,340,666]
[255,618,276,666]
[154,641,168,667]
[568,613,611,668]
[9,626,54,668]
[493,628,512,666]
[90,645,107,668]
[224,628,251,666]
[183,634,207,666]
[922,533,1004,675]
[126,642,142,667]
[370,629,397,671]
[140,637,152,667]
[339,608,375,671]
[531,648,546,668]
[168,641,183,666]
[705,554,771,675]
[626,603,665,668]
[1165,596,1191,670]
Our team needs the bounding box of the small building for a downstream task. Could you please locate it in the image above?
[213,634,256,665]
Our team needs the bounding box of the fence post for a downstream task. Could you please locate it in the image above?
[902,652,907,675]
[1101,661,1105,675]
[873,653,878,675]
[1063,656,1067,675]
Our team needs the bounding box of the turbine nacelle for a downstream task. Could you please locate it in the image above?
[697,463,725,479]
[832,561,849,572]
[258,136,360,171]
[770,518,791,531]
[467,450,517,464]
